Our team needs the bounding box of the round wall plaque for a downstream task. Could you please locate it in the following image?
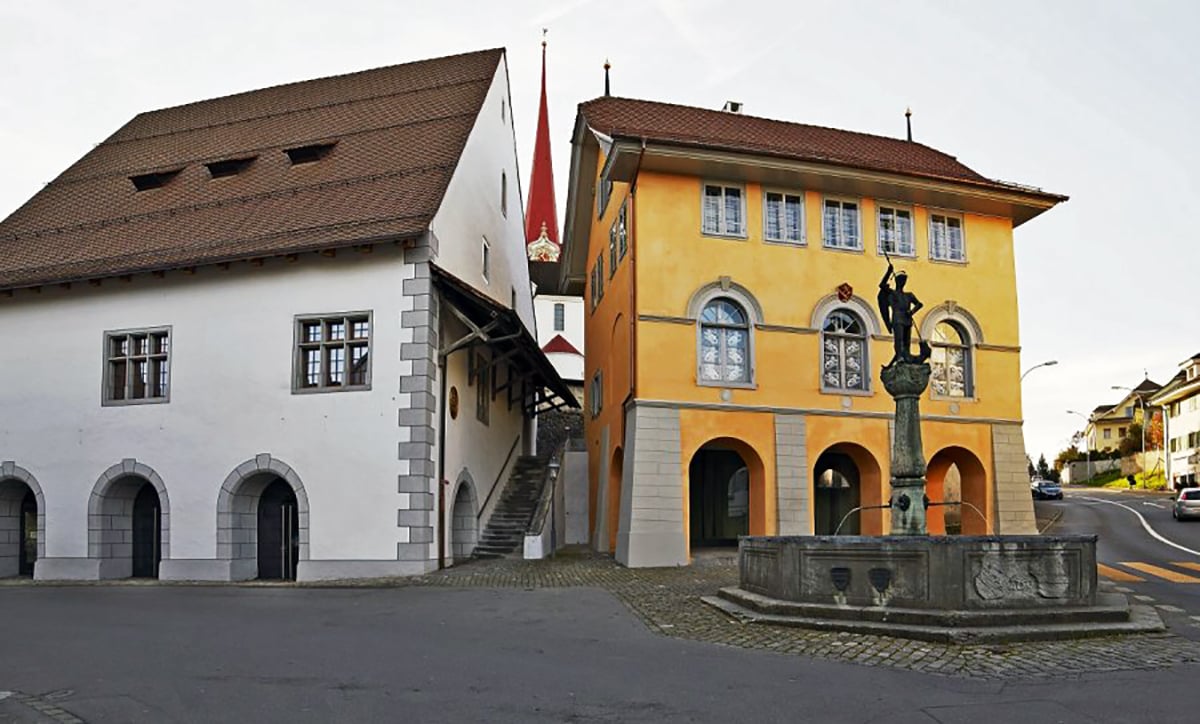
[449,386,459,419]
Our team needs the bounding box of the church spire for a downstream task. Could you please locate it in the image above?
[525,31,560,263]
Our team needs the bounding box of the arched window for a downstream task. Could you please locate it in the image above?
[822,310,867,391]
[699,298,751,384]
[930,321,972,397]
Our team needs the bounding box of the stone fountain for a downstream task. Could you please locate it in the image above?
[704,264,1163,642]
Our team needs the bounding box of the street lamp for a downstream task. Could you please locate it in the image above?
[1021,360,1059,381]
[1066,410,1093,482]
[1112,385,1147,487]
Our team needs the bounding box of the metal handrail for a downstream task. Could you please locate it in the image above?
[477,434,522,521]
[527,441,567,538]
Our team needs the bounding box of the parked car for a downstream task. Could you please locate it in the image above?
[1172,488,1200,521]
[1031,479,1063,500]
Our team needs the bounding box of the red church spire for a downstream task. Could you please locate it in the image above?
[525,32,560,263]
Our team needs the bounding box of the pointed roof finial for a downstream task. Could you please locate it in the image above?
[905,107,912,142]
[604,58,611,97]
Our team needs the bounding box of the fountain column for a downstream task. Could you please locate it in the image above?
[882,361,931,535]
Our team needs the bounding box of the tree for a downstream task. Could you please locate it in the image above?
[1036,454,1052,480]
[1054,445,1085,472]
[1118,423,1143,458]
[1027,455,1036,479]
[1147,410,1164,450]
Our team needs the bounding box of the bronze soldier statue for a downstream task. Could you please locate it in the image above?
[877,262,930,366]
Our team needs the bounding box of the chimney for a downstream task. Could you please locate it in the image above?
[722,100,743,114]
[905,107,913,142]
[604,59,611,97]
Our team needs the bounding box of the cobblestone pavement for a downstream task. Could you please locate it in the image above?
[334,550,1200,680]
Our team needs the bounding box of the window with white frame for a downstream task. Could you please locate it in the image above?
[295,314,371,392]
[553,303,565,331]
[822,198,861,250]
[476,351,490,425]
[1103,428,1112,440]
[929,213,965,261]
[608,219,618,278]
[699,298,751,385]
[878,205,914,256]
[702,183,745,236]
[821,310,867,391]
[764,191,804,244]
[590,370,603,417]
[612,201,628,261]
[929,320,972,397]
[598,176,613,218]
[104,328,170,404]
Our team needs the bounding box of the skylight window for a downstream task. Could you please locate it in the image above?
[129,169,182,191]
[206,156,256,178]
[285,143,336,165]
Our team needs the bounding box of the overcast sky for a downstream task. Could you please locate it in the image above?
[2,1,1196,463]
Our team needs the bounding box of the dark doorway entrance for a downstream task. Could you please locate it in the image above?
[814,451,861,535]
[131,483,161,578]
[19,490,36,576]
[689,448,750,547]
[257,479,299,581]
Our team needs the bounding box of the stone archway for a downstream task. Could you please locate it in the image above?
[450,473,478,563]
[686,437,766,552]
[928,447,989,534]
[217,455,310,581]
[0,462,45,578]
[811,443,883,535]
[88,459,170,579]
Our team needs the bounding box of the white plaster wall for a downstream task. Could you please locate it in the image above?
[0,251,409,563]
[440,315,526,538]
[533,295,584,349]
[429,54,536,334]
[544,352,583,384]
[1169,392,1200,482]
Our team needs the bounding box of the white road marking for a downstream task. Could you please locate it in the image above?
[1113,586,1134,593]
[1156,604,1186,612]
[1075,496,1200,557]
[1190,615,1200,622]
[1134,594,1155,602]
[0,692,10,701]
[1141,502,1165,509]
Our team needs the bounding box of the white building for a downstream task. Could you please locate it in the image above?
[1153,353,1200,490]
[0,49,575,582]
[533,295,585,387]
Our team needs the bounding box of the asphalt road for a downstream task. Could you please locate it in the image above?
[3,582,1200,723]
[1037,486,1200,638]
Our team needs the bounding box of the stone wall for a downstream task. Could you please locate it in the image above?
[991,423,1037,534]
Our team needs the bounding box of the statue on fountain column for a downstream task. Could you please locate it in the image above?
[877,262,931,365]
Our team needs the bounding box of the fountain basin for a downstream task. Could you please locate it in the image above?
[702,535,1165,642]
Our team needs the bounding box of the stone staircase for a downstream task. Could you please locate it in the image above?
[473,456,548,559]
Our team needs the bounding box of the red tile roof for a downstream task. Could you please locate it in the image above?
[579,96,1051,195]
[541,333,581,356]
[0,49,504,290]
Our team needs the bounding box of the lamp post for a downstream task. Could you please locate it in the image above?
[1021,359,1059,382]
[1066,409,1093,482]
[1112,385,1147,486]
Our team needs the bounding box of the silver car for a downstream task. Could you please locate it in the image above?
[1172,488,1200,521]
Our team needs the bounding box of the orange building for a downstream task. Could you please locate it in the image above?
[552,97,1065,566]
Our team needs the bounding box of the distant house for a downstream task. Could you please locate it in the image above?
[1151,353,1200,488]
[0,49,574,582]
[1084,378,1161,452]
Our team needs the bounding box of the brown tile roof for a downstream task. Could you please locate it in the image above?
[579,96,1056,195]
[0,48,504,290]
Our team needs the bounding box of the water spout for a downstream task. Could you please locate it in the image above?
[833,503,892,536]
[926,500,992,534]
